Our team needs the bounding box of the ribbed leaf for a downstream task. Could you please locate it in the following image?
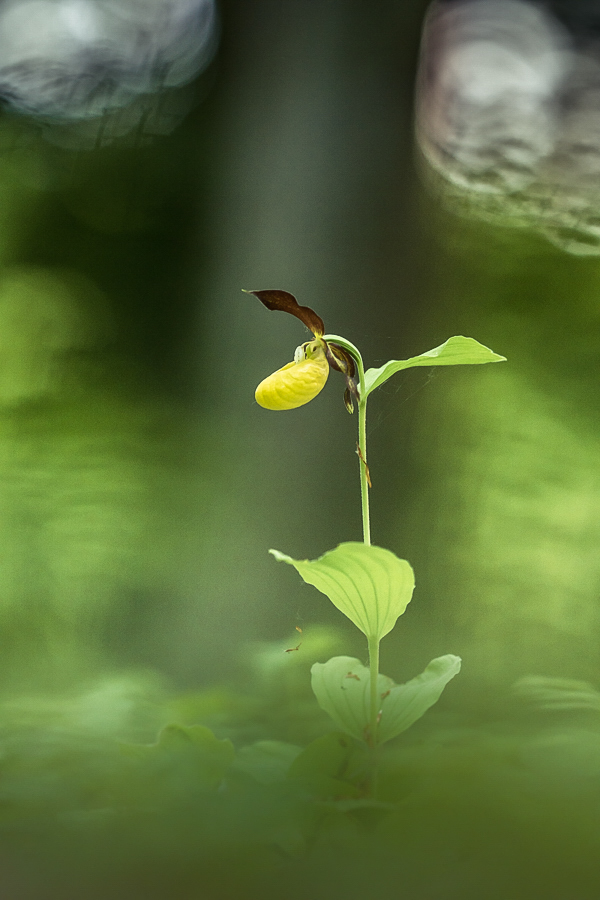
[310,656,383,742]
[363,335,506,397]
[311,655,462,744]
[270,542,414,642]
[377,654,462,743]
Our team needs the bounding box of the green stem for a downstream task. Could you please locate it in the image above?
[368,636,380,749]
[358,394,370,546]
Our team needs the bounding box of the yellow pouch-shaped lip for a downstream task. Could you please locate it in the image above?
[255,345,329,410]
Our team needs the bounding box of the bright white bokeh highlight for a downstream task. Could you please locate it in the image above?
[417,0,600,255]
[0,0,217,123]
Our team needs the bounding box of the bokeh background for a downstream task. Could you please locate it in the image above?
[2,0,600,896]
[0,0,444,693]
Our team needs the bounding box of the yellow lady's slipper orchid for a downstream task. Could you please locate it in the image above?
[247,288,358,412]
[255,340,329,410]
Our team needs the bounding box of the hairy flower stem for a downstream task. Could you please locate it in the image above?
[323,333,371,544]
[358,394,370,546]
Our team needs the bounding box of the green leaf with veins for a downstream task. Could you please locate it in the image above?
[311,655,462,744]
[363,335,506,398]
[270,542,414,642]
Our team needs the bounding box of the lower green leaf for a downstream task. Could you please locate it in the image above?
[310,656,380,742]
[376,655,462,743]
[311,655,462,745]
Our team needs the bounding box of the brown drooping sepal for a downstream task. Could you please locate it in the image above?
[247,289,325,337]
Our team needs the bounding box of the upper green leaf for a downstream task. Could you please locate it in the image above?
[363,335,506,397]
[270,542,414,642]
[311,654,462,745]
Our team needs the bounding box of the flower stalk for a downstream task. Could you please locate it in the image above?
[249,287,504,759]
[322,333,379,744]
[358,385,370,547]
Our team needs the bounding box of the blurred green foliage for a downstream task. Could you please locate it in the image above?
[0,630,599,899]
[0,0,598,896]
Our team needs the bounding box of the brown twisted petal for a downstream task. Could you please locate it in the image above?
[326,342,355,378]
[343,387,354,414]
[326,342,359,413]
[247,289,325,336]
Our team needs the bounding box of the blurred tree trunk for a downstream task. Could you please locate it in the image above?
[178,0,436,682]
